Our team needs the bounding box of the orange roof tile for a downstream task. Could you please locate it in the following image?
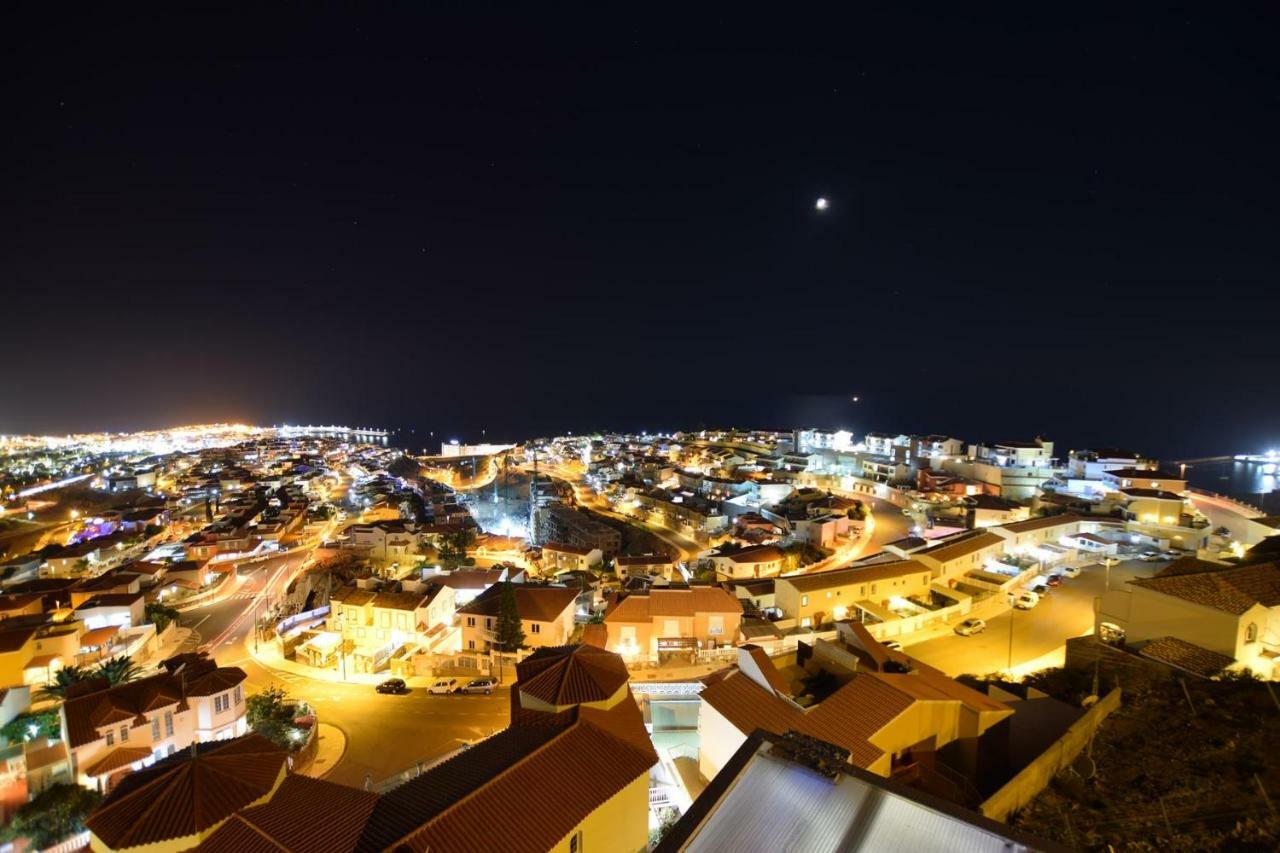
[516,645,630,707]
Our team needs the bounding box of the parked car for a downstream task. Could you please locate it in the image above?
[1159,551,1180,560]
[1045,573,1063,587]
[1138,550,1161,561]
[1011,590,1039,610]
[460,678,497,695]
[955,618,987,636]
[1028,577,1050,594]
[376,678,408,695]
[881,640,904,652]
[427,678,459,695]
[1061,565,1081,579]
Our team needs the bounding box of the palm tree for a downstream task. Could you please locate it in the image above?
[37,665,91,702]
[94,656,141,687]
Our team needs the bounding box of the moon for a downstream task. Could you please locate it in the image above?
[815,197,829,211]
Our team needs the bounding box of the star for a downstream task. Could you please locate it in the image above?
[815,197,829,211]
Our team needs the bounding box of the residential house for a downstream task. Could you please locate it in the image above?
[774,561,934,628]
[711,545,786,580]
[328,587,443,673]
[697,625,1012,782]
[1102,467,1187,494]
[540,541,602,573]
[198,645,657,853]
[62,653,247,792]
[458,584,578,654]
[603,587,743,661]
[614,554,678,580]
[914,532,1008,583]
[74,593,146,631]
[438,568,506,607]
[1096,561,1280,679]
[965,495,1029,529]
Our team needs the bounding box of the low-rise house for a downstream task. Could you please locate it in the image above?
[603,586,743,661]
[328,586,444,673]
[914,531,1008,583]
[458,584,578,653]
[774,561,934,628]
[437,567,506,606]
[965,494,1029,528]
[1096,561,1280,679]
[74,593,146,631]
[697,625,1012,782]
[198,645,657,853]
[614,554,678,580]
[1102,467,1187,494]
[62,652,247,792]
[711,545,786,580]
[540,541,602,573]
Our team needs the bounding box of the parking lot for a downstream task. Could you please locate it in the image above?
[906,554,1168,677]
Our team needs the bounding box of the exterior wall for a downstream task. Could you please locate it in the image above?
[916,541,1007,582]
[1123,588,1245,656]
[713,556,783,580]
[697,700,748,781]
[460,607,574,652]
[547,772,651,853]
[775,569,933,625]
[980,688,1121,822]
[191,685,247,739]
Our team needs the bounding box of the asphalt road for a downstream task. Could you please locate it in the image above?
[906,557,1162,677]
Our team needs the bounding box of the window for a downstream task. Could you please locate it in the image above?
[165,711,174,737]
[380,612,391,628]
[466,616,475,627]
[151,717,160,739]
[870,584,877,595]
[215,693,229,714]
[105,730,114,746]
[1246,623,1259,643]
[531,623,541,634]
[708,615,724,636]
[485,618,492,629]
[569,830,583,853]
[801,594,809,607]
[467,640,475,650]
[120,725,129,742]
[234,685,242,704]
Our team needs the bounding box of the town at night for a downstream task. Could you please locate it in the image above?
[3,6,1280,852]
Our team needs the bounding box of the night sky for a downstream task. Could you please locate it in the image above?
[4,7,1279,458]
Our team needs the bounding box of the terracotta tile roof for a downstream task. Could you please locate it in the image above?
[605,587,743,622]
[63,672,188,749]
[200,773,379,853]
[917,531,1006,562]
[722,545,784,563]
[360,698,656,853]
[330,587,376,607]
[743,646,791,695]
[516,645,630,707]
[1139,637,1237,678]
[79,626,122,648]
[1129,563,1280,615]
[0,626,39,653]
[995,514,1086,534]
[370,590,427,611]
[1119,487,1183,500]
[24,739,68,772]
[457,584,578,623]
[580,623,607,648]
[87,735,286,849]
[185,666,247,697]
[781,560,930,593]
[1155,556,1228,578]
[83,746,152,777]
[438,569,504,590]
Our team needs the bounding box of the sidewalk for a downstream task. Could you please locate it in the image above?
[247,638,439,687]
[295,723,346,779]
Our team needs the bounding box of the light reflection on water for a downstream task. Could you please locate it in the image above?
[1185,459,1279,503]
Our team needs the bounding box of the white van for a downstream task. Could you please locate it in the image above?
[1012,589,1040,610]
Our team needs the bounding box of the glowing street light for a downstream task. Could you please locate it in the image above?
[815,197,829,211]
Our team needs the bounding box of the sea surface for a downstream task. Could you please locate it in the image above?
[1184,458,1280,510]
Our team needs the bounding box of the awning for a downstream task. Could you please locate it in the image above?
[80,625,121,649]
[84,746,151,777]
[23,654,59,671]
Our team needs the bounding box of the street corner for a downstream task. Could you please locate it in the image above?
[295,722,347,779]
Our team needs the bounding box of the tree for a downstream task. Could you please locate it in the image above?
[0,783,101,848]
[0,710,60,744]
[492,581,525,653]
[94,655,141,686]
[246,686,308,751]
[143,523,165,538]
[145,602,181,632]
[37,665,91,702]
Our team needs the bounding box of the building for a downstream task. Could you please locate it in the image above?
[536,505,622,556]
[84,734,289,852]
[458,584,578,653]
[966,495,1029,529]
[540,541,603,573]
[74,592,146,631]
[914,532,1008,583]
[1101,467,1187,494]
[774,561,935,628]
[603,586,743,661]
[711,545,785,580]
[201,645,655,853]
[697,626,1012,782]
[328,586,449,673]
[61,653,247,792]
[1096,561,1280,679]
[657,730,1062,853]
[615,554,678,580]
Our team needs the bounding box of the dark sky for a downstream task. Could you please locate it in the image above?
[3,6,1278,458]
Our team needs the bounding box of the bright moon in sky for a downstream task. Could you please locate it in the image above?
[815,197,829,211]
